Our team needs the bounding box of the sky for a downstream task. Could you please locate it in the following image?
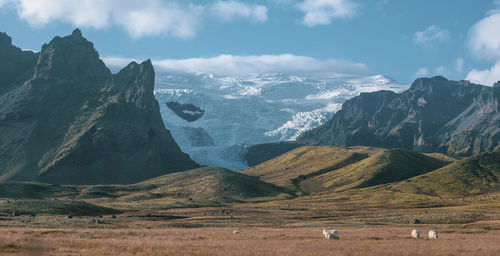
[0,0,499,85]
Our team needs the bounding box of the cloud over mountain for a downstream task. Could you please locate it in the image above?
[466,61,500,86]
[466,6,500,86]
[103,54,371,76]
[0,0,270,38]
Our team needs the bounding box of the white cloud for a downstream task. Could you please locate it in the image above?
[412,67,429,79]
[297,0,357,27]
[434,66,449,76]
[0,0,272,38]
[466,61,500,86]
[13,0,110,28]
[103,54,371,76]
[465,5,500,86]
[455,58,464,73]
[1,0,203,38]
[268,0,296,5]
[413,25,449,45]
[468,11,500,60]
[211,1,268,22]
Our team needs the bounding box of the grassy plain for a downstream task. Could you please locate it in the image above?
[0,222,499,256]
[0,146,499,255]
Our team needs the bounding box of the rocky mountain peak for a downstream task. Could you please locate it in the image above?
[409,76,450,92]
[71,28,83,38]
[0,32,38,90]
[0,30,197,184]
[0,32,12,47]
[112,59,156,109]
[34,29,110,80]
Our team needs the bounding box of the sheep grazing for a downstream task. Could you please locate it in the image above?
[411,229,420,239]
[233,230,240,234]
[428,230,438,239]
[325,232,339,240]
[323,229,339,240]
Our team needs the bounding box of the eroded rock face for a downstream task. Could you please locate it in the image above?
[0,29,198,184]
[166,101,205,122]
[298,76,500,156]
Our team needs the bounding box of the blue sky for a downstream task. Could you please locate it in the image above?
[1,0,499,85]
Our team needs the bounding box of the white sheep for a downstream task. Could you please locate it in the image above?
[233,230,240,234]
[322,229,339,239]
[323,229,338,235]
[411,229,420,239]
[428,230,438,239]
[325,232,339,240]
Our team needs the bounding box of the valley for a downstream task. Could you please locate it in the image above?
[0,146,499,255]
[1,146,499,227]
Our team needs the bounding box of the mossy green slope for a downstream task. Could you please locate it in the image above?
[240,146,380,192]
[71,167,293,211]
[128,166,291,202]
[301,148,449,194]
[392,149,500,196]
[0,199,119,216]
[242,146,448,195]
[0,182,76,199]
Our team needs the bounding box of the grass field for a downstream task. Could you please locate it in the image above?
[0,146,499,255]
[0,223,499,255]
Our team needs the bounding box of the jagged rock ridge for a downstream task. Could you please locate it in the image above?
[0,32,38,93]
[0,29,198,184]
[298,76,500,156]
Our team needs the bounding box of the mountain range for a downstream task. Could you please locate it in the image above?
[298,76,500,156]
[1,29,499,191]
[0,30,499,228]
[0,29,197,184]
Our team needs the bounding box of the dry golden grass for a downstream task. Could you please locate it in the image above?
[241,146,380,191]
[0,223,499,256]
[0,146,498,255]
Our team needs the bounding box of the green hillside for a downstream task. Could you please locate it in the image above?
[241,146,448,195]
[301,148,449,194]
[392,150,500,196]
[240,146,380,192]
[0,182,76,199]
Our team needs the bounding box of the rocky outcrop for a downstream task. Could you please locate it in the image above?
[166,101,204,122]
[0,29,198,184]
[298,76,500,156]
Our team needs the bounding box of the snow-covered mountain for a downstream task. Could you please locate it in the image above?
[153,71,408,170]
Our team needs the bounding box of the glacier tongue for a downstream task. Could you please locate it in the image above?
[154,72,408,170]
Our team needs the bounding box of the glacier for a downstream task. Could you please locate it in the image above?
[153,71,408,170]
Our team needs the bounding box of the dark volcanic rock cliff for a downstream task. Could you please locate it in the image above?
[0,32,38,93]
[0,29,198,184]
[298,76,500,156]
